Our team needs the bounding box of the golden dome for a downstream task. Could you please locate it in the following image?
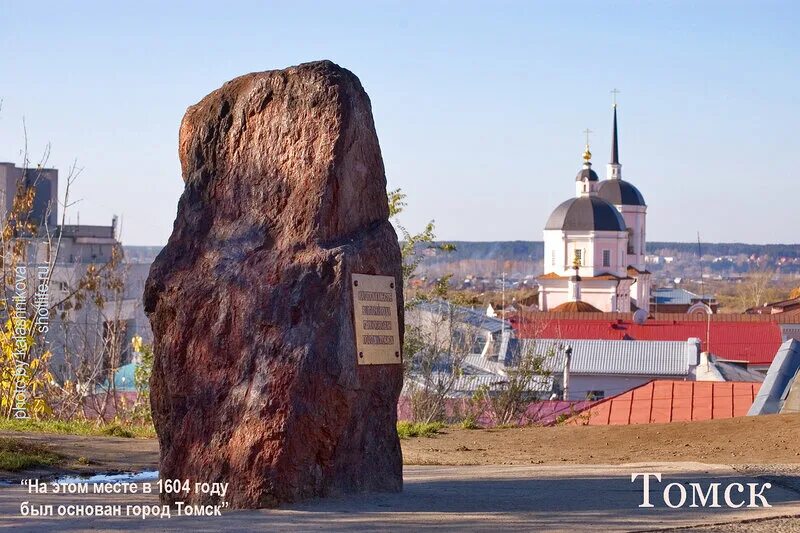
[552,300,602,313]
[582,146,592,162]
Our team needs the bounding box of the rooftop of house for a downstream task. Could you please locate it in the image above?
[510,310,800,323]
[651,287,715,306]
[566,380,761,425]
[511,314,784,365]
[57,224,115,239]
[745,296,800,315]
[414,300,512,335]
[518,338,698,376]
[94,363,137,393]
[404,364,553,399]
[711,357,766,383]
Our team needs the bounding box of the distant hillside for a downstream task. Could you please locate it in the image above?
[416,241,800,278]
[421,241,800,262]
[648,242,800,258]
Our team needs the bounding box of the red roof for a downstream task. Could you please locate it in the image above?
[512,316,783,365]
[566,380,761,425]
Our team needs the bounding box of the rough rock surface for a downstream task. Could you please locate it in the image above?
[143,60,404,508]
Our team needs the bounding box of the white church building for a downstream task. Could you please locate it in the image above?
[537,104,651,313]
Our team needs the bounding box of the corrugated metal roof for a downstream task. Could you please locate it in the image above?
[651,287,712,305]
[404,369,552,398]
[511,310,800,324]
[519,338,693,376]
[566,380,761,425]
[513,317,783,365]
[94,363,137,393]
[462,354,507,375]
[413,300,511,334]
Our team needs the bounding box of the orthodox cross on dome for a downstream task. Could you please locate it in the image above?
[611,88,620,107]
[582,128,593,162]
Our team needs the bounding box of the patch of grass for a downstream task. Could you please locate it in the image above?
[397,421,445,439]
[0,438,62,472]
[0,419,155,438]
[460,418,481,430]
[100,424,135,438]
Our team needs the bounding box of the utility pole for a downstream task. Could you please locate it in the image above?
[562,345,572,401]
[501,270,506,337]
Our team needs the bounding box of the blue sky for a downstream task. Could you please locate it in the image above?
[1,1,797,245]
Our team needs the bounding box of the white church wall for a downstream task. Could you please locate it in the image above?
[619,206,647,270]
[631,273,652,312]
[538,279,627,313]
[539,284,570,311]
[543,230,566,275]
[590,232,628,277]
[545,231,628,278]
[581,288,617,313]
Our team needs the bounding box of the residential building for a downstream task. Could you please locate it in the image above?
[511,313,783,371]
[0,162,58,228]
[650,287,718,314]
[516,338,701,401]
[746,296,800,316]
[408,300,517,361]
[0,163,153,384]
[43,223,153,382]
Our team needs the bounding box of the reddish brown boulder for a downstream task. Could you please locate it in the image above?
[144,60,403,508]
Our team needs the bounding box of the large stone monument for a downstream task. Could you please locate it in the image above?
[143,61,404,508]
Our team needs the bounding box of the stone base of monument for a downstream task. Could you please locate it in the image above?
[144,60,404,508]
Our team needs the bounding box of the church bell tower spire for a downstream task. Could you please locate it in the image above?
[608,89,622,180]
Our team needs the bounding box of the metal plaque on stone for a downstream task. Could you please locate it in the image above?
[351,273,402,365]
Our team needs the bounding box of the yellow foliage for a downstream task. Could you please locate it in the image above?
[131,335,143,353]
[0,317,52,419]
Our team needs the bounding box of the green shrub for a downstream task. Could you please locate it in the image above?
[397,421,444,439]
[460,418,480,430]
[100,424,134,438]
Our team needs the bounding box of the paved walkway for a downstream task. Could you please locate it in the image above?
[0,463,798,531]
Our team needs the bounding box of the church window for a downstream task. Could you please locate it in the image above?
[627,229,635,254]
[574,249,582,266]
[602,249,611,267]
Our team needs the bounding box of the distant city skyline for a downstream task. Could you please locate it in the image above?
[0,1,797,245]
